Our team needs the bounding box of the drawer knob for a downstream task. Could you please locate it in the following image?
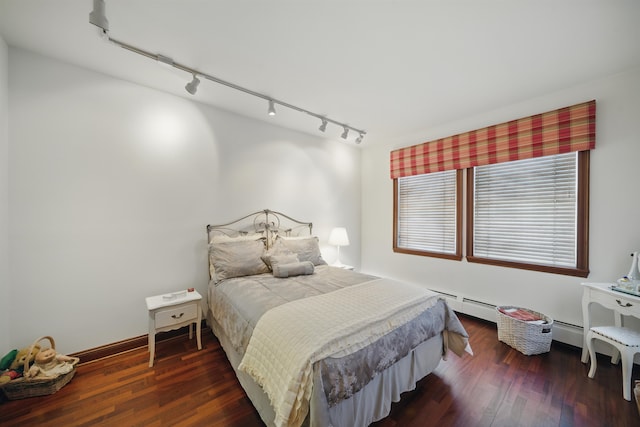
[171,312,185,319]
[616,299,632,308]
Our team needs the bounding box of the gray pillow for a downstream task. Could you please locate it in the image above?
[261,246,298,271]
[272,261,315,278]
[275,236,327,266]
[209,239,269,282]
[269,254,299,269]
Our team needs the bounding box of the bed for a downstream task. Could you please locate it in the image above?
[205,209,472,427]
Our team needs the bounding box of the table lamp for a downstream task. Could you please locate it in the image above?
[328,227,350,267]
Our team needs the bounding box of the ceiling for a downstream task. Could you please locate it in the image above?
[1,0,639,146]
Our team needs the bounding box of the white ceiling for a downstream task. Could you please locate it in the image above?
[1,0,639,146]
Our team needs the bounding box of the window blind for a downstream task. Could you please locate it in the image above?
[397,170,458,255]
[472,152,577,267]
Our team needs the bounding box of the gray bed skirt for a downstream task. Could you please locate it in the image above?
[206,308,444,427]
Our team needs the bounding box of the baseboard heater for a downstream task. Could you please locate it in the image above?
[430,289,584,348]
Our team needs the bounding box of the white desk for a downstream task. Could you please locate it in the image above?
[581,282,640,363]
[146,290,202,367]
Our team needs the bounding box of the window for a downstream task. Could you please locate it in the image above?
[394,169,462,260]
[467,151,589,277]
[390,101,594,275]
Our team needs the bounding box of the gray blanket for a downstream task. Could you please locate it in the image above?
[209,265,469,407]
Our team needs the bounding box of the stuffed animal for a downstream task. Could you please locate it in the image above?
[8,344,40,373]
[1,349,19,384]
[0,349,18,371]
[25,348,78,379]
[0,369,20,384]
[0,345,40,384]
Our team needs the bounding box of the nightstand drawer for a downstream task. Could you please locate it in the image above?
[155,304,197,329]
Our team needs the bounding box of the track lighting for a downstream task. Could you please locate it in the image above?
[157,54,174,67]
[89,1,366,143]
[89,0,109,33]
[185,75,200,95]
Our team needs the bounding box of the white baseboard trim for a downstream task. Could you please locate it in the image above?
[430,288,640,362]
[431,289,584,347]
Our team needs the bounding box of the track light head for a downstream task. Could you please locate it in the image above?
[341,127,349,139]
[185,75,200,95]
[355,132,364,144]
[89,0,109,32]
[319,119,328,132]
[268,100,276,116]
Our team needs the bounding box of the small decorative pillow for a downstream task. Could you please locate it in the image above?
[275,236,327,266]
[272,261,315,278]
[261,244,297,271]
[268,254,300,270]
[209,239,269,282]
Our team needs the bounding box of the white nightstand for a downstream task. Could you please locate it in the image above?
[145,289,202,367]
[332,264,354,271]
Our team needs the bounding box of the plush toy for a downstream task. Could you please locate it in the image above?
[1,349,18,384]
[0,349,18,371]
[0,345,40,384]
[25,348,78,379]
[0,369,20,384]
[8,344,40,373]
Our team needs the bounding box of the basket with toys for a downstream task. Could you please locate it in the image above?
[0,336,79,400]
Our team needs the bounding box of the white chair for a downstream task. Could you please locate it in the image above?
[586,325,640,401]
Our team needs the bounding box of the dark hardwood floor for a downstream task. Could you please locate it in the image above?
[1,314,638,426]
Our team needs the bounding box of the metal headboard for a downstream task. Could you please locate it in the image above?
[206,209,313,249]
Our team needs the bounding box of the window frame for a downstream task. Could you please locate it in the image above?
[393,169,463,261]
[465,150,590,277]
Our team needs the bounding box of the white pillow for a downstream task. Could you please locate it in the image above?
[209,233,264,244]
[278,235,314,240]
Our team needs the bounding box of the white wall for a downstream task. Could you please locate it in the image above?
[0,36,9,352]
[7,48,361,354]
[361,66,640,340]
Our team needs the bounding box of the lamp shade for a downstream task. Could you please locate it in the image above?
[328,227,350,246]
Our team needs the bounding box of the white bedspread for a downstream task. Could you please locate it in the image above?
[237,278,440,427]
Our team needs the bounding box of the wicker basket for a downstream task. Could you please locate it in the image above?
[496,306,553,355]
[0,336,79,400]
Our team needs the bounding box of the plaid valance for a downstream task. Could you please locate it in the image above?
[390,100,596,179]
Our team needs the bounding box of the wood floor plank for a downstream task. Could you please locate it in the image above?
[1,315,638,426]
